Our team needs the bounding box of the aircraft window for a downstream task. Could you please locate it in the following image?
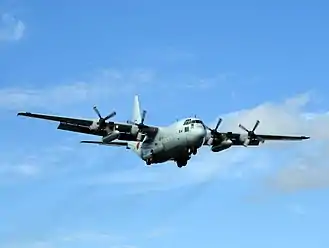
[184,126,189,132]
[183,119,191,125]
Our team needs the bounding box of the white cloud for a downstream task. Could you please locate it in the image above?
[267,156,329,193]
[0,68,156,111]
[87,92,329,194]
[0,13,25,41]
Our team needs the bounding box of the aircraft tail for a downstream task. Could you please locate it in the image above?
[132,95,142,124]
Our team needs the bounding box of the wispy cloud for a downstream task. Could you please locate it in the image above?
[0,13,25,41]
[1,68,231,112]
[266,154,329,193]
[0,68,156,111]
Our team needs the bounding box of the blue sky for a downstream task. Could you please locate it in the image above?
[1,0,329,247]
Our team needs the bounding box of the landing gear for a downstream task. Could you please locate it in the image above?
[188,147,198,155]
[146,158,152,165]
[176,159,187,168]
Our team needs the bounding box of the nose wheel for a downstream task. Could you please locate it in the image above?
[188,147,197,155]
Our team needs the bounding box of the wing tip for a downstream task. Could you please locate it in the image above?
[17,112,31,116]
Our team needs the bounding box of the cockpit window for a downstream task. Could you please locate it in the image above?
[184,119,204,126]
[183,119,192,125]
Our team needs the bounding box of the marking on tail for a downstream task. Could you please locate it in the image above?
[132,95,142,123]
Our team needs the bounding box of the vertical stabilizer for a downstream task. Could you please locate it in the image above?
[132,95,142,123]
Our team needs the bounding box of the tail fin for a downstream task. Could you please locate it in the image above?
[132,95,142,123]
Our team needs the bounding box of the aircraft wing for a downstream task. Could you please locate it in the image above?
[252,134,309,141]
[80,140,128,146]
[222,132,309,146]
[207,119,309,146]
[17,112,94,126]
[17,111,158,139]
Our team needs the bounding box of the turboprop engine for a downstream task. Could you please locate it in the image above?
[204,117,233,152]
[89,106,116,131]
[130,125,144,141]
[102,130,120,143]
[238,120,264,147]
[211,139,233,152]
[128,109,147,141]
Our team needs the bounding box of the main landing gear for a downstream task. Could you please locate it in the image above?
[176,159,187,168]
[176,147,197,168]
[146,158,152,165]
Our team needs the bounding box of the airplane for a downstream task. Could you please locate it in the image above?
[17,95,310,168]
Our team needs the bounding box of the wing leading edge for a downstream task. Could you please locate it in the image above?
[80,141,128,146]
[255,134,309,141]
[17,112,93,126]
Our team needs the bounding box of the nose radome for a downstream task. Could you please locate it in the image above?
[196,126,206,138]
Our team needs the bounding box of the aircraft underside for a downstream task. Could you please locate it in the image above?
[144,144,198,168]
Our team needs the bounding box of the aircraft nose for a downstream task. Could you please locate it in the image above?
[195,126,206,139]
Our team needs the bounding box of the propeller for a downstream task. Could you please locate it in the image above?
[92,106,116,129]
[205,117,222,135]
[140,110,146,126]
[238,120,264,145]
[127,109,147,127]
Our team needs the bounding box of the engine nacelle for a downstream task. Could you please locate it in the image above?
[89,119,100,130]
[102,130,120,143]
[131,125,139,135]
[130,125,145,141]
[239,133,250,146]
[211,140,233,152]
[136,132,144,141]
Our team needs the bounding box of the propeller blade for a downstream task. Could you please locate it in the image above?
[204,125,212,131]
[93,106,102,119]
[214,118,222,131]
[141,110,147,124]
[104,111,116,120]
[239,124,249,133]
[252,120,260,132]
[239,120,264,145]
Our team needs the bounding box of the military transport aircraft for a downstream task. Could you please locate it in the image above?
[17,95,309,168]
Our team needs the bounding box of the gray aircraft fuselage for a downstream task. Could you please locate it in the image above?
[127,117,206,167]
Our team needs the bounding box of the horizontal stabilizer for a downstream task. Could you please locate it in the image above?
[80,141,128,147]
